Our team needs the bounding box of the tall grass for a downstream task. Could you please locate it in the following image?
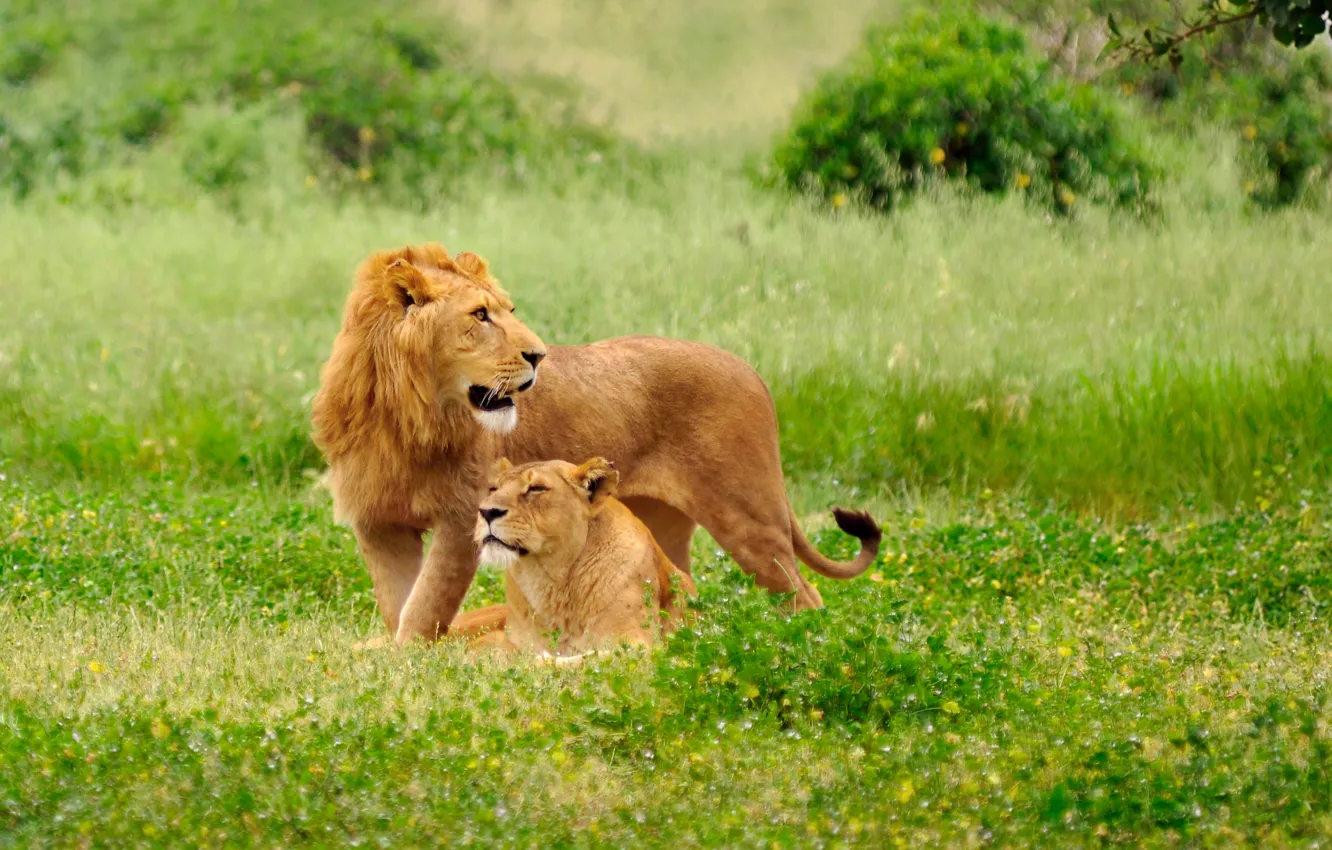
[2,148,1328,507]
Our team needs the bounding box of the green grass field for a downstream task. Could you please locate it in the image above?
[3,0,1332,845]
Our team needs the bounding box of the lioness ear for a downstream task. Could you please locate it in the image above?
[573,458,618,510]
[384,257,429,314]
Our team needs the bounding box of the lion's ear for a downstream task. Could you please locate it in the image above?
[384,257,429,313]
[573,458,618,510]
[414,243,453,268]
[455,252,490,279]
[488,457,514,481]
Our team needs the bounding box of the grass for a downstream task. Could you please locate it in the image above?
[4,489,1332,845]
[1,158,1329,507]
[3,0,1332,844]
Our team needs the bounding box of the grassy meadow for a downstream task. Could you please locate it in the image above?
[3,0,1332,846]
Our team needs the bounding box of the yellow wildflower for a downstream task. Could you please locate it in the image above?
[929,147,946,165]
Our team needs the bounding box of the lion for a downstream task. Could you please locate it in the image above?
[312,243,882,646]
[444,456,695,660]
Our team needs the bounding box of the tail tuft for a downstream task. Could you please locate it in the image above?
[789,503,883,580]
[832,507,882,546]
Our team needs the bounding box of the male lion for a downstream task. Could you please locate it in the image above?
[312,243,881,646]
[446,456,695,660]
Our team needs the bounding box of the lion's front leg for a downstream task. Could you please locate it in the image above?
[353,521,424,637]
[395,518,480,645]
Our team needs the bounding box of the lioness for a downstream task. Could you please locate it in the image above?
[447,456,695,659]
[313,243,881,646]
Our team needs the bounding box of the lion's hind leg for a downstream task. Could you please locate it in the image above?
[620,496,697,575]
[449,603,508,639]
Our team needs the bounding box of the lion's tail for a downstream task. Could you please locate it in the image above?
[789,505,882,580]
[448,603,508,639]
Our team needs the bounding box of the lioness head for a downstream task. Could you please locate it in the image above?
[316,243,547,444]
[474,457,619,567]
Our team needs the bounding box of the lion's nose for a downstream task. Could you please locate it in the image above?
[480,507,508,523]
[522,350,546,368]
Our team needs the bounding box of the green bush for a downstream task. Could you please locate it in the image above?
[772,14,1156,214]
[0,38,54,86]
[0,116,37,198]
[1225,55,1332,207]
[1114,36,1332,207]
[0,0,616,204]
[178,106,266,194]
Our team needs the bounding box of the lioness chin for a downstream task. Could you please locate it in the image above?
[312,243,882,646]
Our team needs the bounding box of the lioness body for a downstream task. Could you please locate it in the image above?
[453,458,694,656]
[313,245,881,645]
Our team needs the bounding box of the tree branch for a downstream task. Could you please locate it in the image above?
[1165,8,1261,48]
[1106,7,1264,64]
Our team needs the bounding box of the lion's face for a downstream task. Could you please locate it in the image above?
[377,245,546,434]
[474,457,619,567]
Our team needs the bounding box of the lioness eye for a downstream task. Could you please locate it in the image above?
[525,485,548,495]
[472,307,489,322]
[487,486,498,493]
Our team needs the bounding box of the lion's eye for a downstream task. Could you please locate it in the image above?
[487,486,498,493]
[472,307,489,322]
[524,485,548,496]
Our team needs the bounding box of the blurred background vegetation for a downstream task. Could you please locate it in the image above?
[2,0,1329,209]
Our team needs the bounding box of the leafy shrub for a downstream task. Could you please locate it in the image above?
[42,107,85,176]
[115,95,176,146]
[0,38,54,86]
[772,14,1156,214]
[0,0,617,204]
[1223,55,1332,207]
[179,106,266,193]
[273,31,537,191]
[1115,33,1332,207]
[0,116,37,198]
